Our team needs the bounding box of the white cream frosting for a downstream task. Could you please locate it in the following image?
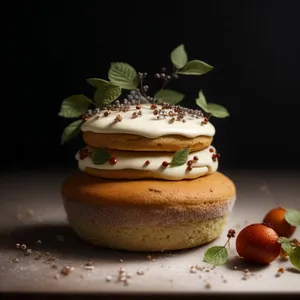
[81,104,215,138]
[76,146,218,180]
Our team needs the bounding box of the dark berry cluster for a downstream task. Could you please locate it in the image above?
[79,147,91,160]
[186,156,199,171]
[212,152,220,162]
[155,67,179,81]
[227,229,236,238]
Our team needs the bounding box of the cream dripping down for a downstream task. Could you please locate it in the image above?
[80,105,215,138]
[76,146,218,180]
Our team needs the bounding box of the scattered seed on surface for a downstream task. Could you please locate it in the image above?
[204,283,212,289]
[106,275,112,282]
[21,244,27,250]
[60,266,74,276]
[12,258,20,263]
[24,249,32,255]
[16,243,21,249]
[137,269,144,275]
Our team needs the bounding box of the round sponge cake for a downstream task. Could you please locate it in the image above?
[61,171,236,251]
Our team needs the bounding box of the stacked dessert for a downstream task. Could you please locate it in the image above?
[60,45,236,251]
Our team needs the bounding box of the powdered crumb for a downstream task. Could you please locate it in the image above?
[204,283,212,289]
[137,269,144,275]
[60,266,74,276]
[27,209,35,216]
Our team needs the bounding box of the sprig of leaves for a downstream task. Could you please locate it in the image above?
[196,90,229,119]
[170,44,213,75]
[170,148,190,167]
[203,229,235,266]
[278,237,300,270]
[285,209,300,226]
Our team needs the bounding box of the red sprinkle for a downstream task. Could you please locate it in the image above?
[162,161,169,167]
[144,160,150,166]
[186,166,193,171]
[153,109,158,115]
[151,104,157,109]
[109,157,117,164]
[136,105,141,110]
[193,156,199,161]
[209,148,214,153]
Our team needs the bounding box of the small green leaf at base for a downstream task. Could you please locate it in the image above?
[108,62,138,90]
[170,44,188,69]
[61,120,83,145]
[170,148,190,167]
[177,60,213,75]
[58,95,92,118]
[289,247,300,269]
[204,246,228,266]
[155,89,184,105]
[92,148,111,165]
[284,209,300,226]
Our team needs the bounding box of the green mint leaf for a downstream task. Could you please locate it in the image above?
[206,103,230,118]
[278,237,290,244]
[281,242,293,256]
[155,89,184,104]
[108,62,138,90]
[88,78,122,106]
[92,148,111,165]
[289,246,300,269]
[204,246,228,266]
[196,91,229,118]
[285,209,300,226]
[196,90,208,112]
[170,44,188,69]
[58,95,92,118]
[61,119,83,145]
[170,148,190,167]
[178,60,213,75]
[86,78,109,88]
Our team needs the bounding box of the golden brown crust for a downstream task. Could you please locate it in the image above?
[61,171,236,207]
[83,131,213,152]
[84,167,208,181]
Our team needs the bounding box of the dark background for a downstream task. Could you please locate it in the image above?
[3,0,300,171]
